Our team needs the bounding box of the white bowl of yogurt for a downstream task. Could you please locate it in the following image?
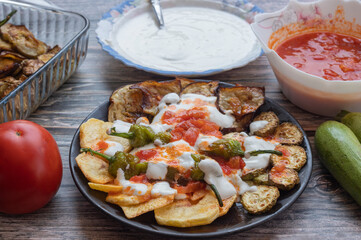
[96,0,263,77]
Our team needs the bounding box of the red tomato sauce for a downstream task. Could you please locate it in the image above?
[275,32,361,81]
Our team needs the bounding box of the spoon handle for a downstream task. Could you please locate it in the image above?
[150,0,164,28]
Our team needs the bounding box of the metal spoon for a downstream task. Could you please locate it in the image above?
[150,0,164,28]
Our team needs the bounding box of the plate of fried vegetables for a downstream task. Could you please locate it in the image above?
[69,78,312,237]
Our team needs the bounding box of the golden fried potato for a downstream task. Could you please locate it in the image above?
[252,111,279,137]
[75,153,113,184]
[269,166,300,191]
[219,194,237,217]
[271,145,307,171]
[79,118,131,152]
[241,185,280,214]
[130,79,182,116]
[1,23,48,58]
[106,192,151,206]
[274,122,303,145]
[190,189,208,201]
[108,84,145,123]
[241,168,266,181]
[217,86,264,131]
[155,191,220,227]
[181,81,218,97]
[121,195,174,219]
[88,182,122,193]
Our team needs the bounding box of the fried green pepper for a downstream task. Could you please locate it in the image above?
[109,124,155,148]
[154,131,172,145]
[80,148,146,179]
[190,154,205,181]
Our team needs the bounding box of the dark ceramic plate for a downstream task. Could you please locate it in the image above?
[69,82,312,238]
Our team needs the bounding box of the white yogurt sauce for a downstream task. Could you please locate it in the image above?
[146,162,168,180]
[103,140,124,156]
[116,169,148,196]
[178,152,195,170]
[243,136,278,169]
[151,181,177,196]
[249,120,269,135]
[112,120,132,133]
[228,170,258,195]
[108,7,257,72]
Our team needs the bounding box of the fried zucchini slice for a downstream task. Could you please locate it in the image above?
[75,152,114,184]
[79,118,131,152]
[154,191,220,227]
[252,111,279,137]
[217,86,265,131]
[106,192,151,206]
[269,166,300,191]
[253,173,269,185]
[88,182,122,193]
[130,79,182,116]
[271,145,307,171]
[241,168,266,181]
[121,195,174,219]
[181,81,218,97]
[1,23,48,58]
[274,122,303,145]
[240,185,280,214]
[222,132,248,142]
[108,84,145,123]
[219,194,237,217]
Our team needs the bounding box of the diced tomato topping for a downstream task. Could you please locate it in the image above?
[273,163,286,173]
[174,181,206,194]
[129,174,148,184]
[183,127,200,146]
[135,149,157,160]
[92,140,109,153]
[228,156,246,170]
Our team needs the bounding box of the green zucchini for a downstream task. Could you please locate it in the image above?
[336,110,361,142]
[315,121,361,206]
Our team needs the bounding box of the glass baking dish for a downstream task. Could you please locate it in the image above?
[0,0,89,122]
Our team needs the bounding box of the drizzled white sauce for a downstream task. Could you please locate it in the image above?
[103,140,124,156]
[178,152,195,170]
[249,120,269,135]
[116,169,148,196]
[151,181,177,196]
[194,134,219,150]
[243,136,277,169]
[228,170,257,195]
[112,120,132,133]
[198,158,237,200]
[146,162,168,180]
[107,7,258,72]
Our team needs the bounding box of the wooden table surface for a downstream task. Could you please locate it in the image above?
[1,0,360,239]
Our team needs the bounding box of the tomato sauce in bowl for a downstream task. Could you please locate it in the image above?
[275,32,361,81]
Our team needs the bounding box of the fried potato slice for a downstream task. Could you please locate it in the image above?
[108,84,145,123]
[75,153,113,184]
[106,192,151,206]
[121,195,174,218]
[219,194,237,217]
[130,79,181,116]
[217,86,264,131]
[88,182,122,193]
[190,189,208,201]
[252,111,279,137]
[241,185,280,214]
[271,145,307,171]
[1,23,48,58]
[154,191,220,227]
[79,118,131,152]
[181,81,218,97]
[274,122,303,145]
[269,166,300,191]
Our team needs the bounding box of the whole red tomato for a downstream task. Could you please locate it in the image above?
[0,120,62,214]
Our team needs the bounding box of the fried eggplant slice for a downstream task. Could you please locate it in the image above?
[253,173,270,185]
[274,122,303,145]
[108,84,145,123]
[75,152,114,184]
[0,56,21,78]
[252,111,279,137]
[37,45,61,63]
[0,76,22,98]
[181,81,218,97]
[223,132,248,142]
[88,182,122,193]
[22,59,44,76]
[121,195,174,219]
[271,145,307,171]
[217,86,264,131]
[269,166,300,191]
[219,194,237,217]
[240,185,280,214]
[1,23,48,58]
[130,79,181,116]
[0,37,12,51]
[177,77,194,89]
[155,191,220,227]
[79,118,131,152]
[241,168,266,181]
[106,192,151,206]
